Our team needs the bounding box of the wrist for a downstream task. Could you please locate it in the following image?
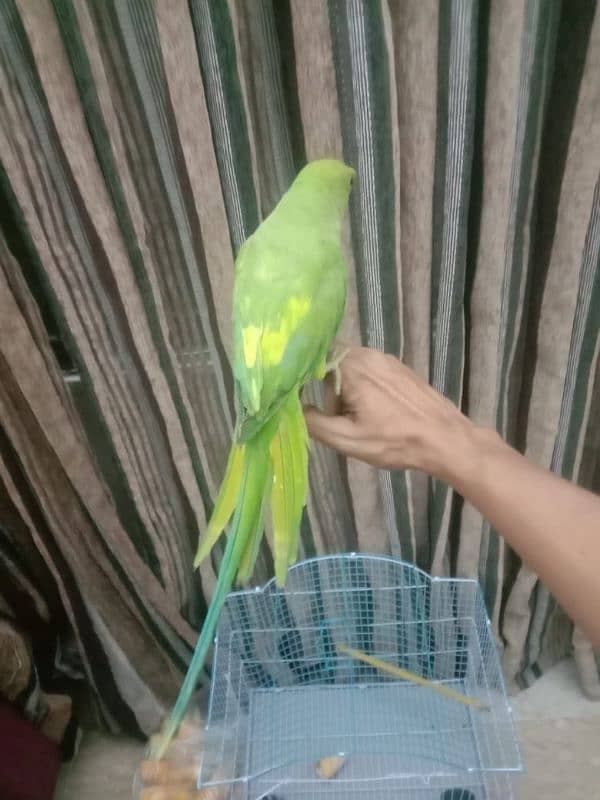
[423,416,503,491]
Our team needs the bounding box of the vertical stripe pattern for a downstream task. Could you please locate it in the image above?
[0,0,598,732]
[328,0,414,562]
[429,0,478,574]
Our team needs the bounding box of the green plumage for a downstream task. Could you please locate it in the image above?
[154,159,354,756]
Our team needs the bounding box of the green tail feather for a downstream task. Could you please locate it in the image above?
[193,442,244,568]
[270,392,309,585]
[153,425,273,757]
[155,394,309,755]
[236,463,271,585]
[284,393,308,566]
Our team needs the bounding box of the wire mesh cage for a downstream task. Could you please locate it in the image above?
[200,554,523,799]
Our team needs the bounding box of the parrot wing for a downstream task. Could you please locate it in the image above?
[232,235,346,437]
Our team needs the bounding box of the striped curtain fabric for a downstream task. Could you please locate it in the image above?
[0,0,598,734]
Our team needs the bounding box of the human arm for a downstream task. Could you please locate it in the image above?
[304,347,600,645]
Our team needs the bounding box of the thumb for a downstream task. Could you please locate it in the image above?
[303,405,357,451]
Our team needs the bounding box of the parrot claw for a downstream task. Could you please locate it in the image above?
[325,346,350,396]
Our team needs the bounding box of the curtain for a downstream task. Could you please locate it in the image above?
[0,0,598,736]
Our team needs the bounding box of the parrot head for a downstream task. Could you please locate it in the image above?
[292,159,356,217]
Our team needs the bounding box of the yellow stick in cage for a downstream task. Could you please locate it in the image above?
[335,643,491,712]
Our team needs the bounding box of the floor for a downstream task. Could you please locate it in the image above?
[55,658,600,799]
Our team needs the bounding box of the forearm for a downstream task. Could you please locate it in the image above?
[431,421,600,645]
[304,347,600,644]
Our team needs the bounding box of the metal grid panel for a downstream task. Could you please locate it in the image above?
[202,555,523,798]
[247,774,516,800]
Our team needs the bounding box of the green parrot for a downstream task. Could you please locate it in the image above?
[154,159,354,756]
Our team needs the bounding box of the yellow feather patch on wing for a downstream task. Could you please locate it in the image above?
[193,444,244,568]
[242,325,261,368]
[261,328,287,366]
[241,325,262,412]
[261,296,311,366]
[286,295,311,324]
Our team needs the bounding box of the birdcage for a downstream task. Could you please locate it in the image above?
[198,553,524,799]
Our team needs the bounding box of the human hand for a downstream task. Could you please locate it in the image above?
[304,347,473,478]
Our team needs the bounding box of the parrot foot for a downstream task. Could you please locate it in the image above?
[325,346,350,396]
